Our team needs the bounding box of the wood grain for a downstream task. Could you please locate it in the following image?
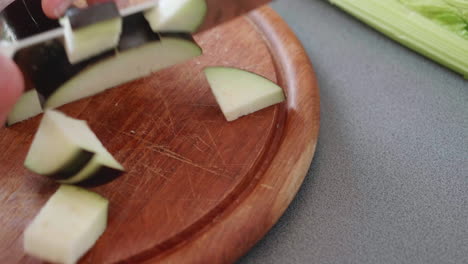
[196,0,271,33]
[0,6,320,264]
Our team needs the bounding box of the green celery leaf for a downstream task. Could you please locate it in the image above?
[399,0,468,39]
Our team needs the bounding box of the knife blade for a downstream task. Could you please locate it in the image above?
[1,0,273,126]
[0,0,272,56]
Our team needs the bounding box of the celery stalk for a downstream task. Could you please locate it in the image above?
[329,0,468,78]
[445,0,468,9]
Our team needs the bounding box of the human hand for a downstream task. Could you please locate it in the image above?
[0,0,109,123]
[42,0,113,19]
[0,53,23,124]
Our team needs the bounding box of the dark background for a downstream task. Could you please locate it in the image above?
[240,0,467,263]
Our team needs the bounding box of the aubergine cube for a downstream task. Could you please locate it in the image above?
[60,2,122,64]
[24,110,124,186]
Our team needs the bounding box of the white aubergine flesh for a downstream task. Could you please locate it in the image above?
[204,66,286,121]
[8,12,202,125]
[60,2,122,64]
[45,35,202,109]
[61,17,122,64]
[25,110,124,187]
[144,0,207,33]
[24,185,108,264]
[6,89,43,126]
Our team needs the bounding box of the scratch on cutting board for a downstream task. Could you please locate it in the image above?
[204,123,228,166]
[162,100,176,134]
[185,135,205,153]
[193,134,211,149]
[143,113,171,133]
[91,112,232,178]
[142,164,171,181]
[117,129,168,150]
[148,145,231,179]
[164,202,171,220]
[187,174,196,199]
[260,184,274,190]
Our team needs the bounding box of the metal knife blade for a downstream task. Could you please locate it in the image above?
[0,0,272,56]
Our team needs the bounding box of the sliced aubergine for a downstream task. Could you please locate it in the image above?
[10,12,202,121]
[44,35,202,109]
[25,110,124,186]
[24,185,108,264]
[117,11,160,51]
[143,0,207,33]
[60,2,122,64]
[6,89,43,126]
[13,39,115,104]
[204,67,286,121]
[61,159,124,188]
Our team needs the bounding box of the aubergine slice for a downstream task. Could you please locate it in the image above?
[10,12,201,116]
[25,110,124,186]
[143,0,207,33]
[61,160,124,188]
[60,2,122,64]
[6,89,43,126]
[204,67,286,121]
[24,185,108,264]
[44,35,202,109]
[13,39,116,105]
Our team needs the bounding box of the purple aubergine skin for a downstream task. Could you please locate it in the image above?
[158,32,198,41]
[1,0,60,40]
[39,150,95,181]
[117,13,196,51]
[76,166,124,188]
[12,10,198,105]
[66,2,120,30]
[118,12,160,51]
[13,39,115,104]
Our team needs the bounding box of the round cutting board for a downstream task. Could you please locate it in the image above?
[0,6,320,264]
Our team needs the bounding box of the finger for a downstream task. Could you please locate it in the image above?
[42,0,74,18]
[87,0,112,4]
[0,55,24,124]
[86,0,129,8]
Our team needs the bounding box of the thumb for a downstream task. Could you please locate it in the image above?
[0,54,24,124]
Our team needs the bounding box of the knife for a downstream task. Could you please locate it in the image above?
[1,0,272,126]
[0,0,272,56]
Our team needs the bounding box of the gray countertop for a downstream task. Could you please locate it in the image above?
[240,0,467,263]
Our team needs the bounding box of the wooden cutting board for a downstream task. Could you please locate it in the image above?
[0,6,320,264]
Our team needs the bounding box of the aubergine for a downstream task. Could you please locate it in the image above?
[143,0,207,33]
[204,67,286,121]
[1,0,60,40]
[25,110,124,186]
[60,2,122,64]
[45,34,202,110]
[8,13,202,125]
[6,89,42,126]
[24,185,109,264]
